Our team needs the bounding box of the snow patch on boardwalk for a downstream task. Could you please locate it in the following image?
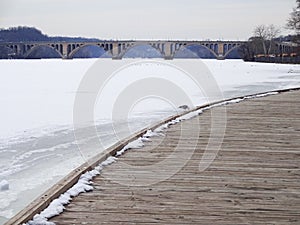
[26,157,116,225]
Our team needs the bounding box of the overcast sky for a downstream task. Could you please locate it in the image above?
[0,0,296,40]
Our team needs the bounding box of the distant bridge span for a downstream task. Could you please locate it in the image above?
[1,40,247,60]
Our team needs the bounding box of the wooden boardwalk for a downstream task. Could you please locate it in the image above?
[48,90,300,225]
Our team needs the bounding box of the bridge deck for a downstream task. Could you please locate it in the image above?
[50,90,300,225]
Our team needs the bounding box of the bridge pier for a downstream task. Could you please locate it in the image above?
[111,43,122,60]
[217,43,225,60]
[62,43,69,59]
[163,43,174,60]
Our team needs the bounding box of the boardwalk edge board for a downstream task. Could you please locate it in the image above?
[5,87,300,225]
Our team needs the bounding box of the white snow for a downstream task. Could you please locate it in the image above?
[143,129,161,138]
[116,138,145,156]
[0,59,300,224]
[252,92,278,98]
[0,180,9,191]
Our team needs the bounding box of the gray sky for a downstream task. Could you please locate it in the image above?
[0,0,296,40]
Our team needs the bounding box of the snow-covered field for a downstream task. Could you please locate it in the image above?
[0,59,300,224]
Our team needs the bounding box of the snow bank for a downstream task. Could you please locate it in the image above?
[116,138,145,156]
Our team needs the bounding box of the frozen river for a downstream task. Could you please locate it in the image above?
[0,59,300,224]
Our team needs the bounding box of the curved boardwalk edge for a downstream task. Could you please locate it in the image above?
[5,87,300,225]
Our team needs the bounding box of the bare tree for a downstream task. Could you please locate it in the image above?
[253,24,280,56]
[254,25,268,55]
[287,0,300,33]
[267,25,280,54]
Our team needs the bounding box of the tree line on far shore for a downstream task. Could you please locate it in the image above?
[239,0,300,63]
[0,27,101,59]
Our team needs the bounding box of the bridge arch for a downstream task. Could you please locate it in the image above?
[68,44,112,58]
[0,45,16,58]
[174,43,219,59]
[223,43,243,59]
[118,42,164,59]
[275,42,294,55]
[24,44,63,59]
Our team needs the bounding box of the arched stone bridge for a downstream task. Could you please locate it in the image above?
[2,40,246,60]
